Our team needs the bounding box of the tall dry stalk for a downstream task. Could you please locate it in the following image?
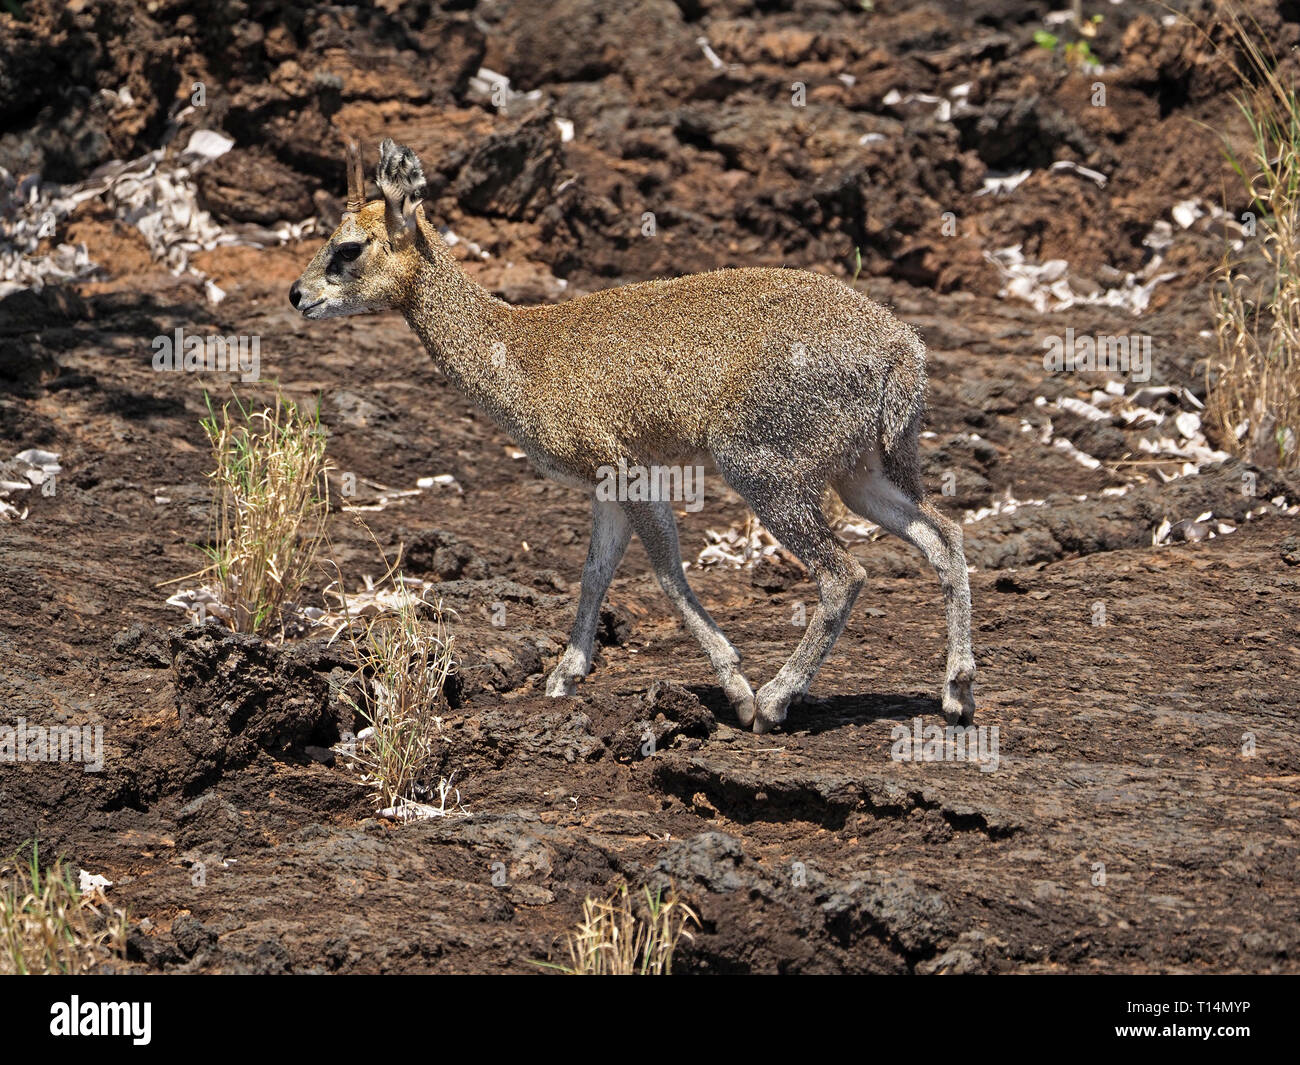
[334,565,458,816]
[0,842,128,975]
[1207,10,1300,468]
[199,391,330,635]
[546,883,698,975]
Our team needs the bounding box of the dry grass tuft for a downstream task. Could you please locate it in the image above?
[333,554,460,818]
[0,843,128,975]
[545,883,698,975]
[1207,8,1300,468]
[197,391,331,635]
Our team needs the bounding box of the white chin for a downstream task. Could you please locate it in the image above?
[304,302,368,320]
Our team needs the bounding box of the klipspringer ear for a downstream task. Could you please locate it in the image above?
[377,138,426,241]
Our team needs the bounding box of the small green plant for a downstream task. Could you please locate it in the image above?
[1063,39,1096,68]
[1033,27,1099,70]
[0,842,128,975]
[541,883,698,975]
[851,246,863,284]
[197,390,331,635]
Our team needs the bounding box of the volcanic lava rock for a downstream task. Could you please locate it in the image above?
[403,528,489,582]
[195,146,316,224]
[607,681,716,762]
[170,627,350,790]
[453,108,562,221]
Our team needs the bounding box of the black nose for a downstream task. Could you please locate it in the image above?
[289,281,302,308]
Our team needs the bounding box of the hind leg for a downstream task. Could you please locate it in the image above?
[622,500,756,725]
[836,451,976,725]
[716,457,865,733]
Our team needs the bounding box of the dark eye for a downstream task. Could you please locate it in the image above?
[335,242,363,264]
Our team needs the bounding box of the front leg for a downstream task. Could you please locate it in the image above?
[546,497,632,696]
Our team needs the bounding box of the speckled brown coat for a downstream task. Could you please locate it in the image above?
[291,139,975,734]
